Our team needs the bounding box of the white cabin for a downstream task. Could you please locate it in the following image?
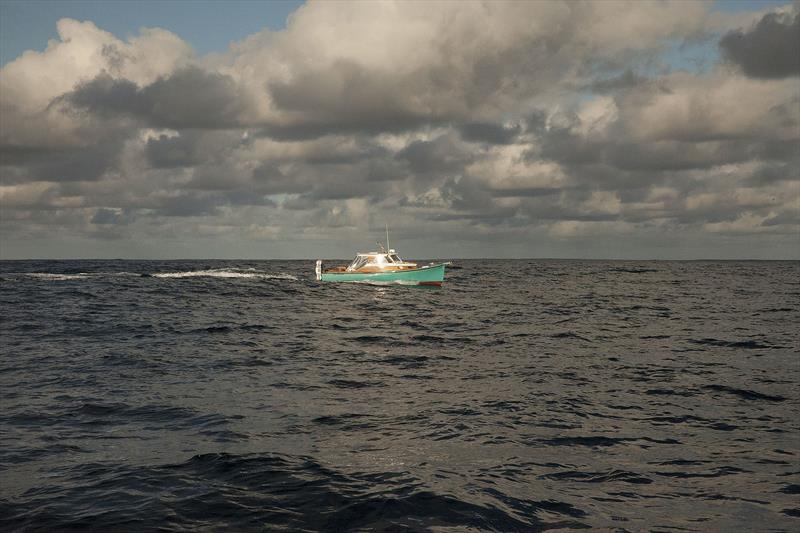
[346,249,418,271]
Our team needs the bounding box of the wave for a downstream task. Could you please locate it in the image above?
[1,402,239,433]
[689,337,780,349]
[152,268,298,280]
[540,469,653,484]
[779,484,800,494]
[608,267,659,274]
[704,384,786,402]
[533,436,680,448]
[326,379,383,389]
[0,452,582,531]
[655,466,747,479]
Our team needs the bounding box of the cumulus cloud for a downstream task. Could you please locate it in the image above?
[1,1,798,258]
[720,9,800,78]
[0,19,191,150]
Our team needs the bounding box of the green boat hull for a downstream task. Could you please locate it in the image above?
[320,263,446,285]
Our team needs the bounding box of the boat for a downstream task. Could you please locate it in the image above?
[315,249,447,285]
[315,232,448,285]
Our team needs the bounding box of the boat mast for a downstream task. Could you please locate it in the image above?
[385,223,390,251]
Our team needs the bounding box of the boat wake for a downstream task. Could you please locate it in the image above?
[152,269,298,280]
[21,273,92,280]
[15,269,298,281]
[19,272,140,281]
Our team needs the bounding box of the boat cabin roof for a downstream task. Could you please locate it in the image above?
[356,249,397,257]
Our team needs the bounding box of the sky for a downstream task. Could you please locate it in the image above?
[0,0,798,259]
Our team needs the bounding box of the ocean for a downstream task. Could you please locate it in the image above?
[1,259,798,531]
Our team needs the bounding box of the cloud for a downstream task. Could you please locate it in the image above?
[396,134,473,177]
[217,0,717,140]
[533,72,799,176]
[91,207,129,225]
[1,134,128,183]
[719,9,800,78]
[0,19,191,154]
[459,122,522,145]
[65,67,252,129]
[1,2,798,259]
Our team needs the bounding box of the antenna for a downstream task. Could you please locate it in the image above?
[385,223,390,251]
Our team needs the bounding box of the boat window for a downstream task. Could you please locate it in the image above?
[389,254,401,263]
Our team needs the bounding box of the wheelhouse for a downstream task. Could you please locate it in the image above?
[345,249,416,271]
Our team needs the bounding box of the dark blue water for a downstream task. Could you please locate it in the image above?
[1,259,798,531]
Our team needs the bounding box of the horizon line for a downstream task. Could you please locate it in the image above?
[1,257,798,262]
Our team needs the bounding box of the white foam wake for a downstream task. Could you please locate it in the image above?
[16,270,298,281]
[23,273,90,280]
[152,269,298,280]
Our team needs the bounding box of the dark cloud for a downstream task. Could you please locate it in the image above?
[609,140,753,172]
[459,122,521,144]
[264,60,440,140]
[155,194,222,217]
[223,189,277,207]
[395,135,473,177]
[302,142,389,167]
[533,125,604,166]
[302,181,382,201]
[295,167,393,203]
[420,209,523,226]
[252,163,307,195]
[438,176,494,211]
[0,136,126,183]
[65,67,249,129]
[145,133,204,168]
[720,11,800,78]
[256,114,435,141]
[1,145,59,168]
[745,160,800,186]
[91,208,132,225]
[489,187,561,198]
[281,194,317,210]
[763,210,800,226]
[364,158,407,182]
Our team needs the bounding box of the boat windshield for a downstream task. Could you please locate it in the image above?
[389,254,402,263]
[347,254,394,271]
[347,256,369,271]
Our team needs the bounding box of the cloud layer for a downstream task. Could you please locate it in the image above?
[1,1,798,259]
